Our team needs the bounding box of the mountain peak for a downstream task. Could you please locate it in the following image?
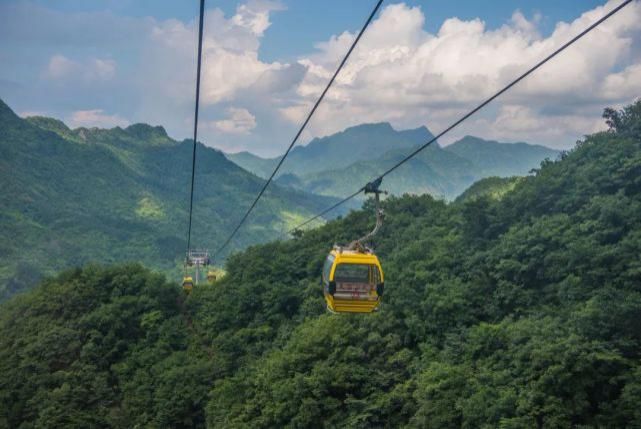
[0,98,21,123]
[306,122,395,145]
[25,116,78,141]
[345,122,394,132]
[457,135,501,144]
[452,135,557,152]
[398,125,434,145]
[124,123,169,140]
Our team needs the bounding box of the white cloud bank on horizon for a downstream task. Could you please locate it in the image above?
[287,1,641,147]
[68,109,130,129]
[44,55,116,82]
[2,1,640,154]
[127,0,641,149]
[211,107,257,134]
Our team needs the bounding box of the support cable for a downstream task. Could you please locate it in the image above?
[287,0,633,234]
[214,0,385,257]
[186,0,206,254]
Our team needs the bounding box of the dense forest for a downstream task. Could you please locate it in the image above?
[1,101,640,428]
[0,98,340,300]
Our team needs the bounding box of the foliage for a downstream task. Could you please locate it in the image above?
[0,98,339,299]
[1,101,641,427]
[0,264,215,428]
[456,176,523,203]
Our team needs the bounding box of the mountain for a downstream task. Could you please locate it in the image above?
[277,137,557,200]
[0,98,340,299]
[227,122,558,200]
[2,101,640,427]
[226,122,434,178]
[445,135,559,176]
[455,176,524,202]
[286,143,475,198]
[224,150,278,178]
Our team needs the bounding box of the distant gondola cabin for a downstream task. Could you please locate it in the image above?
[182,276,194,293]
[322,248,383,313]
[207,271,217,283]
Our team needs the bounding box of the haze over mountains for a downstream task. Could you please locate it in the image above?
[0,98,338,299]
[226,123,558,199]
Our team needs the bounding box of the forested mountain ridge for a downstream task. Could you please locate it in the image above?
[227,123,558,200]
[455,176,523,202]
[0,98,340,300]
[446,135,558,176]
[1,101,640,427]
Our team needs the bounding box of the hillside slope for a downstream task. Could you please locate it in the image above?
[0,99,339,299]
[1,101,640,427]
[455,176,524,202]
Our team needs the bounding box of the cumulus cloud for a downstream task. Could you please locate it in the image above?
[69,109,129,128]
[482,105,605,142]
[44,55,116,82]
[1,0,297,154]
[212,107,257,134]
[288,1,641,148]
[20,111,48,118]
[45,55,76,79]
[149,1,290,105]
[4,1,641,154]
[232,0,285,35]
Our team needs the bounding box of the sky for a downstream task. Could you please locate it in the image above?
[1,0,640,156]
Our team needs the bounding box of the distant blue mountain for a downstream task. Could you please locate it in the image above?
[226,122,558,200]
[226,122,433,178]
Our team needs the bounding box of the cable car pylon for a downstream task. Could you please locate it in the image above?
[183,249,211,293]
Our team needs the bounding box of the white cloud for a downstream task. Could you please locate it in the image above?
[19,111,48,118]
[287,1,641,148]
[481,105,606,143]
[149,1,290,105]
[45,55,76,79]
[601,63,641,100]
[5,1,641,155]
[44,54,116,82]
[212,107,257,134]
[3,1,295,153]
[90,58,116,81]
[232,0,285,35]
[69,109,129,128]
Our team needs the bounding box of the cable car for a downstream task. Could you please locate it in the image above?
[320,178,387,314]
[322,247,384,313]
[207,270,217,283]
[182,276,194,293]
[181,249,209,292]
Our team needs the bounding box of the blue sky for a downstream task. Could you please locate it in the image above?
[18,0,606,62]
[1,0,639,156]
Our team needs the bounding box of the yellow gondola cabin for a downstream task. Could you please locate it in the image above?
[207,270,217,283]
[182,276,194,293]
[322,247,384,313]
